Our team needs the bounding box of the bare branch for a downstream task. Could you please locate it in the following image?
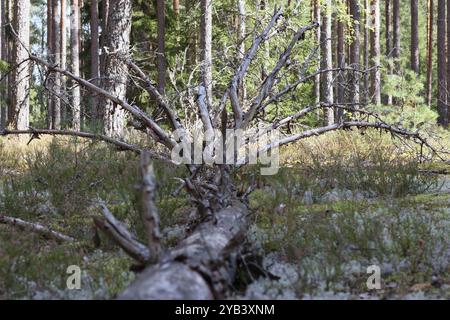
[126,60,184,133]
[29,54,176,149]
[242,22,319,128]
[215,8,284,126]
[93,204,150,264]
[140,151,162,263]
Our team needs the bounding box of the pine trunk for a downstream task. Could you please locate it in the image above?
[410,0,419,73]
[321,0,334,124]
[437,0,447,126]
[11,0,30,129]
[100,0,132,137]
[71,0,81,130]
[369,0,381,105]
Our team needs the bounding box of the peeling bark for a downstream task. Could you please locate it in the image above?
[119,202,248,299]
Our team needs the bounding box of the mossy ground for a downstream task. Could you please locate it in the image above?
[0,131,449,299]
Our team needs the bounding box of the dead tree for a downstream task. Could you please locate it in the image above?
[1,6,446,300]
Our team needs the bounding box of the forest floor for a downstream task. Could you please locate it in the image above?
[0,131,449,299]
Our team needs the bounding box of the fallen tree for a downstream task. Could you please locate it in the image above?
[0,215,74,242]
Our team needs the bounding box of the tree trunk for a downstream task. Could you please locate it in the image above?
[437,0,447,126]
[100,0,132,137]
[173,0,179,16]
[392,0,400,70]
[200,0,213,107]
[321,0,334,124]
[47,0,53,128]
[447,0,450,123]
[384,0,392,104]
[71,0,81,130]
[363,0,369,103]
[349,0,360,106]
[369,0,381,105]
[10,0,30,130]
[237,0,246,105]
[313,0,321,106]
[426,0,433,107]
[0,0,7,129]
[336,9,345,121]
[90,0,100,120]
[52,0,61,129]
[60,0,67,124]
[410,0,419,73]
[156,0,166,95]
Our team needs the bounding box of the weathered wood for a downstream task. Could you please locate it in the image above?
[119,202,248,299]
[0,215,74,242]
[140,151,162,263]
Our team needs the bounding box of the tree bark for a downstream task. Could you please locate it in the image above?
[392,0,400,70]
[100,0,132,137]
[447,0,450,123]
[0,0,6,129]
[156,0,166,95]
[52,0,61,129]
[90,0,100,119]
[369,0,381,105]
[336,9,345,121]
[410,0,419,73]
[60,0,67,124]
[426,0,434,107]
[173,0,179,16]
[200,0,213,108]
[363,0,369,103]
[47,0,53,128]
[119,202,248,299]
[349,0,360,106]
[384,0,392,104]
[320,0,334,124]
[71,0,81,130]
[313,0,321,106]
[10,0,30,129]
[237,0,246,105]
[437,0,447,126]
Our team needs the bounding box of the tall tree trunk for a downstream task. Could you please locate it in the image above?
[384,0,392,104]
[71,0,81,130]
[100,0,132,137]
[369,0,381,105]
[410,0,419,73]
[47,0,53,128]
[60,0,67,125]
[237,0,246,105]
[156,0,166,95]
[173,0,179,16]
[363,0,370,103]
[186,0,197,73]
[10,0,30,129]
[0,0,7,129]
[426,0,433,107]
[200,0,213,107]
[437,0,447,126]
[313,0,321,106]
[90,0,100,119]
[447,0,450,122]
[349,0,360,106]
[52,0,61,129]
[392,0,400,70]
[321,0,334,124]
[336,8,345,121]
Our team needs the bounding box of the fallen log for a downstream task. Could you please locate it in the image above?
[0,215,74,242]
[118,201,248,299]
